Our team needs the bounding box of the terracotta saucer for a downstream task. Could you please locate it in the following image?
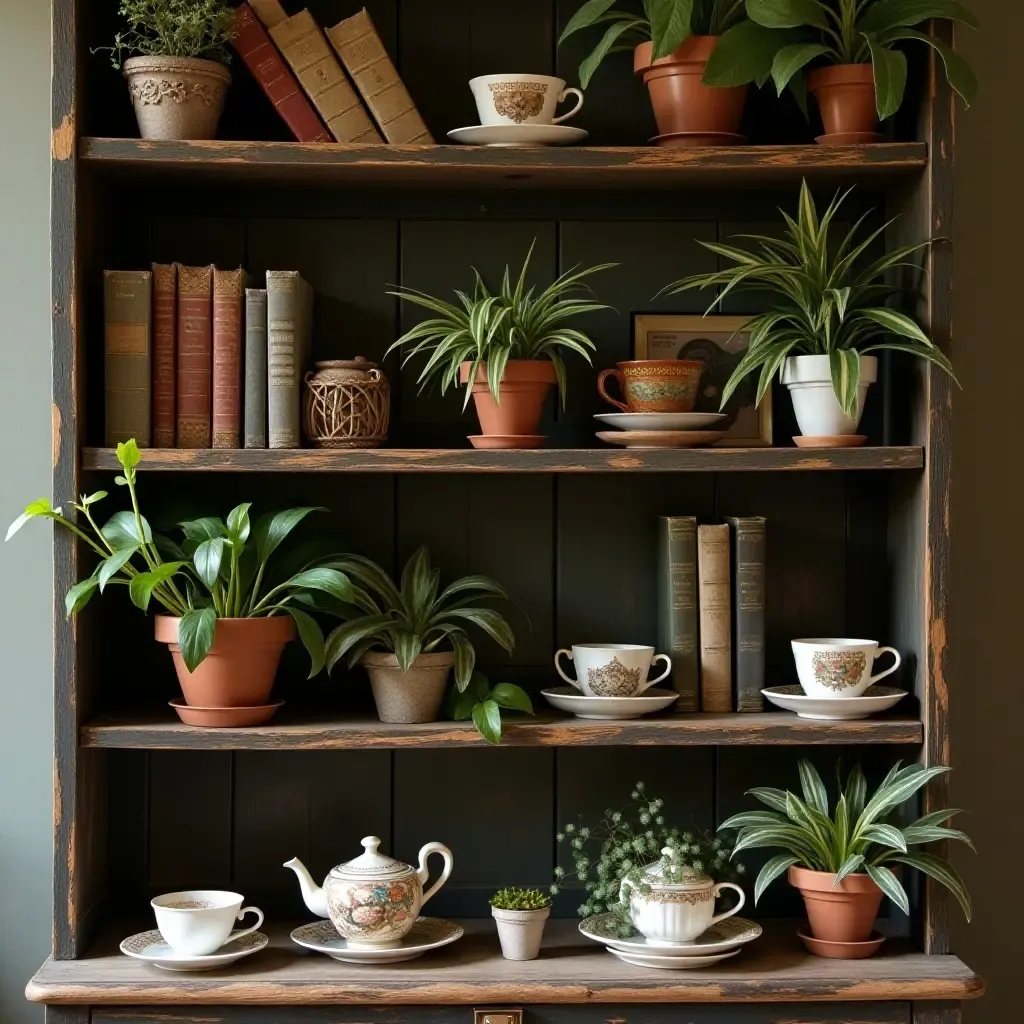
[169,698,283,728]
[816,131,885,145]
[651,131,747,147]
[793,435,866,448]
[597,429,725,449]
[798,927,886,960]
[468,434,546,450]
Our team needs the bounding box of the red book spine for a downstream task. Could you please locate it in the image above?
[213,268,246,449]
[151,263,177,448]
[177,265,214,449]
[233,3,332,143]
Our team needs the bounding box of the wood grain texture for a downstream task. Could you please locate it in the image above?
[25,920,983,1006]
[912,1004,960,1024]
[80,446,925,473]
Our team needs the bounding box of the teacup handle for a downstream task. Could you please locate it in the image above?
[637,653,673,694]
[227,906,264,943]
[597,368,629,412]
[554,649,581,690]
[417,842,454,908]
[709,883,746,926]
[551,87,585,125]
[869,647,901,685]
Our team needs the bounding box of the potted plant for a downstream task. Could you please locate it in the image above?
[660,180,956,444]
[490,887,552,961]
[558,0,752,142]
[719,759,973,958]
[325,548,516,724]
[448,671,533,744]
[101,0,237,141]
[6,441,352,725]
[388,243,613,449]
[710,0,979,142]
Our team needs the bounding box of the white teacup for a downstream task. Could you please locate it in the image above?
[152,890,264,956]
[470,74,584,127]
[791,638,901,699]
[555,644,672,698]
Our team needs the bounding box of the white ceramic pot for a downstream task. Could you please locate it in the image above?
[492,905,550,960]
[781,354,877,437]
[123,55,230,140]
[620,847,745,945]
[554,644,672,697]
[791,638,901,698]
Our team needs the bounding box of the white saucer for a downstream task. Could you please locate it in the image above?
[594,412,727,431]
[762,684,907,721]
[608,946,741,969]
[448,124,588,147]
[541,686,678,720]
[580,914,761,956]
[290,917,463,964]
[119,929,268,971]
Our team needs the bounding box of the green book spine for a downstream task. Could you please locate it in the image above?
[726,516,766,712]
[657,516,699,713]
[103,270,152,448]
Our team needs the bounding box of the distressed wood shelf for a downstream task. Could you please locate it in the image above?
[80,711,924,750]
[26,920,982,1006]
[78,138,929,190]
[80,446,925,474]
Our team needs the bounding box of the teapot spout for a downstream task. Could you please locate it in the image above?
[284,856,330,919]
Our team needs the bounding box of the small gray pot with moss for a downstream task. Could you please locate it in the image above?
[490,888,552,961]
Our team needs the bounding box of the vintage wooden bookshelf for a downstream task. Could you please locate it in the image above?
[34,2,979,1023]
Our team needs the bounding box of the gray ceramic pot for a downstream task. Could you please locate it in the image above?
[123,55,230,140]
[361,651,455,725]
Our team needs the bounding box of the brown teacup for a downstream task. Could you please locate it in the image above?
[597,360,704,414]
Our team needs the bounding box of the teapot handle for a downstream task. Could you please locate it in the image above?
[416,842,454,908]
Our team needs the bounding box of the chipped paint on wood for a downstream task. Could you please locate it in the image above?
[52,114,74,161]
[52,404,61,469]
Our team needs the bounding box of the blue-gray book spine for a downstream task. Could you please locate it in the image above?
[244,287,268,449]
[726,516,766,712]
[656,516,699,713]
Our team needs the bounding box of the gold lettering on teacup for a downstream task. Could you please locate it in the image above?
[488,81,547,123]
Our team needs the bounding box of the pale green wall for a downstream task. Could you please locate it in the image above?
[0,1,54,1022]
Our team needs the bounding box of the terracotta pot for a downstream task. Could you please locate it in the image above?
[789,866,884,945]
[634,37,747,139]
[459,360,557,443]
[361,650,455,724]
[155,616,295,708]
[123,55,230,141]
[808,64,878,140]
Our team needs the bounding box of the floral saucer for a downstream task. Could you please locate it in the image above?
[119,929,268,971]
[607,946,741,969]
[541,686,679,721]
[579,914,761,956]
[290,917,463,964]
[762,684,906,721]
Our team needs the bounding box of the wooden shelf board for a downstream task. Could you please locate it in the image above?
[26,920,982,1006]
[80,711,923,750]
[79,138,928,189]
[81,446,925,474]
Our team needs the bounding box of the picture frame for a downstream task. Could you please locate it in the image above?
[633,314,773,447]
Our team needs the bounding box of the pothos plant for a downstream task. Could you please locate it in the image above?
[5,440,352,673]
[447,671,533,744]
[101,0,238,70]
[551,781,745,937]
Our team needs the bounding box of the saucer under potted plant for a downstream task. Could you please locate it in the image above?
[490,887,552,961]
[660,180,957,446]
[719,758,974,959]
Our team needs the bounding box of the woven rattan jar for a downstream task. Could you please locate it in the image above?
[303,358,390,449]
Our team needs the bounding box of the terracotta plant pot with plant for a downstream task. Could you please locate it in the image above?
[720,758,975,959]
[661,179,957,445]
[325,547,517,726]
[389,243,613,449]
[7,440,354,727]
[102,0,238,141]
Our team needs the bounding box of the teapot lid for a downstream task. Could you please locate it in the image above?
[330,836,412,880]
[641,846,712,889]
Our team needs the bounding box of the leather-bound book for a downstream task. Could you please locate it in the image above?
[233,3,331,143]
[267,270,313,449]
[151,263,177,448]
[697,524,733,713]
[656,516,699,714]
[213,268,248,449]
[244,287,268,449]
[176,265,214,449]
[326,9,434,143]
[252,1,382,144]
[104,270,152,448]
[726,517,767,712]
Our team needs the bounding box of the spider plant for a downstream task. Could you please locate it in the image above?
[387,243,614,407]
[659,179,956,417]
[709,0,979,118]
[559,0,750,88]
[324,547,515,691]
[719,759,973,920]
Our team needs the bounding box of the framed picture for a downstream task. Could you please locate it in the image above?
[633,314,773,447]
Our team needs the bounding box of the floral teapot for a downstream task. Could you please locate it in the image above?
[285,836,453,948]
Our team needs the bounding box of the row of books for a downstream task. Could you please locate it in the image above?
[104,266,313,450]
[234,2,431,144]
[657,516,766,714]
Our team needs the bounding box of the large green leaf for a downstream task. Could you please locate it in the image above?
[129,561,187,612]
[450,630,476,691]
[393,631,424,673]
[649,0,693,60]
[890,852,972,921]
[65,576,99,617]
[284,567,353,605]
[442,607,516,653]
[325,615,395,672]
[901,823,975,850]
[193,537,226,590]
[490,683,534,714]
[747,0,828,29]
[866,863,910,914]
[98,545,139,592]
[771,41,831,93]
[286,606,325,679]
[103,510,153,549]
[472,699,503,745]
[718,810,788,831]
[116,438,142,472]
[178,516,225,542]
[704,20,797,86]
[858,764,951,831]
[833,853,865,886]
[798,759,829,815]
[178,606,217,673]
[579,18,647,88]
[866,34,908,119]
[6,497,61,541]
[880,27,977,106]
[861,823,908,852]
[747,786,790,813]
[829,348,862,417]
[225,503,252,545]
[753,853,799,904]
[253,507,325,565]
[860,307,933,345]
[448,688,479,721]
[858,0,980,33]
